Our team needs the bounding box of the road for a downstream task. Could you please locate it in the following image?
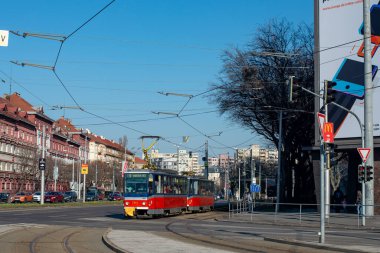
[0,204,378,252]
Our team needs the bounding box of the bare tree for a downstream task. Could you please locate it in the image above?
[330,152,349,193]
[118,135,128,149]
[211,18,315,202]
[16,145,38,192]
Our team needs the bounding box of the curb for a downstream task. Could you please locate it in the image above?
[263,237,371,253]
[102,228,129,253]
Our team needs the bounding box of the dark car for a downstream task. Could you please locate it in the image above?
[105,191,112,199]
[108,192,123,201]
[44,191,64,203]
[85,191,99,201]
[0,193,10,203]
[64,191,78,202]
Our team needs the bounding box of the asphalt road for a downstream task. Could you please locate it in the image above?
[0,204,379,252]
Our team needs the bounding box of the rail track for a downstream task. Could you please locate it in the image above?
[0,225,112,253]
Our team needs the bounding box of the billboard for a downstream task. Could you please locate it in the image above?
[318,0,380,139]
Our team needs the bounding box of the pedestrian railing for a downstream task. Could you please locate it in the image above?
[228,200,380,228]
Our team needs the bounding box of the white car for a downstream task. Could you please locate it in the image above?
[33,192,41,202]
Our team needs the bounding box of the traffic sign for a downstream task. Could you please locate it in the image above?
[317,113,326,136]
[250,183,261,193]
[39,158,46,170]
[357,148,371,163]
[81,164,88,175]
[323,122,334,143]
[0,30,9,47]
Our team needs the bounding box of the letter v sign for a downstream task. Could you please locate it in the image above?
[0,30,9,47]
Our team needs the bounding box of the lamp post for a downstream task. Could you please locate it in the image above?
[112,162,115,193]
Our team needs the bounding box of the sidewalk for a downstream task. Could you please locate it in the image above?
[103,212,380,253]
[102,229,233,253]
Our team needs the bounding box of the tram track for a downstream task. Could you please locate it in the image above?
[165,213,264,253]
[0,225,112,253]
[164,212,332,253]
[29,227,72,253]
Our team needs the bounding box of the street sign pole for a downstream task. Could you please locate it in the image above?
[363,0,374,217]
[40,126,46,205]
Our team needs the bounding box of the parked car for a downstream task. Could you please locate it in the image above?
[44,192,64,203]
[107,192,123,201]
[85,191,99,201]
[105,191,112,199]
[0,192,10,203]
[11,192,33,203]
[64,191,77,202]
[33,192,41,202]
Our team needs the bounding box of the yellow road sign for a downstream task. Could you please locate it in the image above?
[81,164,88,175]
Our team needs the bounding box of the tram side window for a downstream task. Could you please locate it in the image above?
[148,174,154,195]
[191,180,199,195]
[154,175,163,194]
[179,177,187,195]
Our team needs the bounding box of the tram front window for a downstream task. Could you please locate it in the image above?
[125,173,148,194]
[125,182,147,193]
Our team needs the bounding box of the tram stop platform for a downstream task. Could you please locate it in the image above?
[102,229,232,253]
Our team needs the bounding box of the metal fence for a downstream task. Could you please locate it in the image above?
[228,200,380,228]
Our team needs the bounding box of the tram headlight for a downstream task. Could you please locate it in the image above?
[142,202,146,206]
[125,201,129,206]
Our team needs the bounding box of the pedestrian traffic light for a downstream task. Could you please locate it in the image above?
[325,81,337,104]
[366,166,374,182]
[358,165,365,183]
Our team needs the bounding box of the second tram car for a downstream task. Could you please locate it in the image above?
[187,178,214,212]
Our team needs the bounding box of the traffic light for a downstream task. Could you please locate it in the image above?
[288,76,299,102]
[189,151,193,158]
[366,166,374,182]
[358,165,365,183]
[325,81,337,104]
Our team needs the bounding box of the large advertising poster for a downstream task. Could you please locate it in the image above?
[319,0,380,139]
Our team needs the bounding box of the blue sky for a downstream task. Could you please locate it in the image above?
[0,0,313,157]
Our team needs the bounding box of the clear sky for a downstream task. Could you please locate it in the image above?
[0,0,314,157]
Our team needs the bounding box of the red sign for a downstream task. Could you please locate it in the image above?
[357,148,371,163]
[121,161,128,178]
[323,122,334,143]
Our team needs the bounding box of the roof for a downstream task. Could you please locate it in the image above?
[5,93,54,123]
[0,98,35,127]
[88,133,133,155]
[55,117,81,133]
[134,157,147,164]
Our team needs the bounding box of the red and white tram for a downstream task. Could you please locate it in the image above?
[123,170,215,217]
[123,170,188,217]
[187,178,214,212]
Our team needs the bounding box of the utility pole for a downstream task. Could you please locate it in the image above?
[82,134,87,203]
[177,145,180,172]
[72,158,75,190]
[95,162,98,186]
[324,80,331,218]
[205,140,209,179]
[275,111,283,213]
[363,0,374,217]
[40,126,46,205]
[250,149,254,200]
[112,162,116,193]
[234,149,238,200]
[258,162,262,199]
